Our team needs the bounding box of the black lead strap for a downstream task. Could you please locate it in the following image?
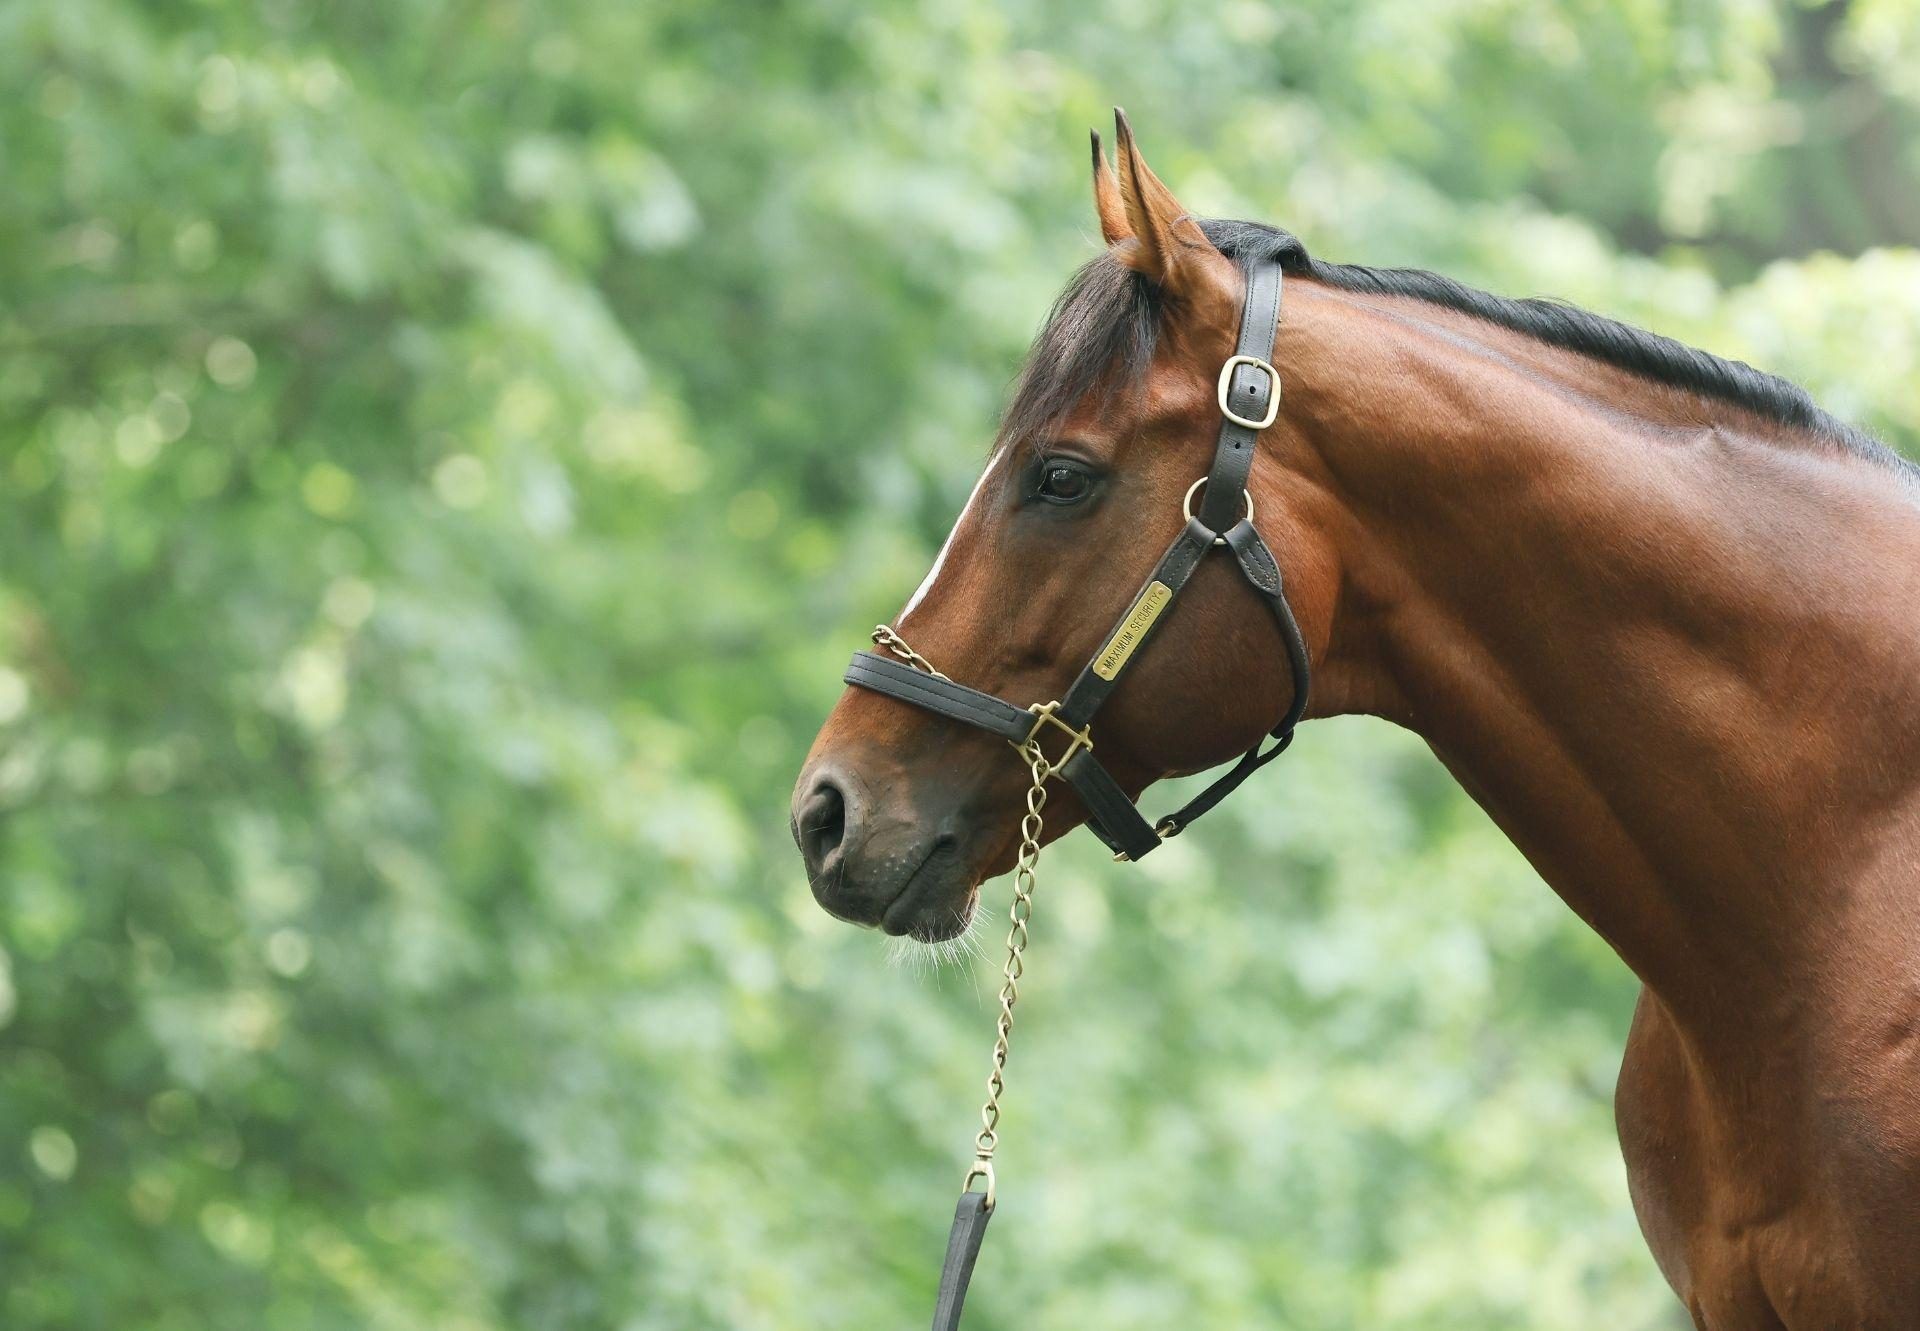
[930,1191,992,1331]
[843,257,1309,1330]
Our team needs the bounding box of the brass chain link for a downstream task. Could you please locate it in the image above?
[963,739,1048,1210]
[870,624,1053,1212]
[872,623,950,681]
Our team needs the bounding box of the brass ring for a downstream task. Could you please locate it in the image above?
[1182,477,1253,545]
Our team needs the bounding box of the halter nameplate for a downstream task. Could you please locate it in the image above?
[1092,580,1173,680]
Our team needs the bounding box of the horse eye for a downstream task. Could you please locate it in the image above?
[1037,463,1092,504]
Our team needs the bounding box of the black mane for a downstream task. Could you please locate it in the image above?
[1002,218,1913,480]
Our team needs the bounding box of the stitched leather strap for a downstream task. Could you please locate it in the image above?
[1058,517,1217,729]
[929,1190,992,1331]
[844,653,1035,744]
[1198,263,1283,531]
[1222,518,1311,736]
[1060,749,1161,861]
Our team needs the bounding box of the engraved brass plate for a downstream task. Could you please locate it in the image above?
[1092,581,1173,680]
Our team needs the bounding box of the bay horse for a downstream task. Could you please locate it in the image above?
[792,112,1920,1328]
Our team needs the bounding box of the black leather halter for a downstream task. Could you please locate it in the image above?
[843,257,1311,861]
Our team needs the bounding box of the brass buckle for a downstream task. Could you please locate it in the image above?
[1016,700,1093,779]
[1217,353,1280,430]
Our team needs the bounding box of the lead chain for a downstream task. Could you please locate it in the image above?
[872,624,1050,1212]
[872,623,950,682]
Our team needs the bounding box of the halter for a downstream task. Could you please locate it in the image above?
[840,257,1310,1329]
[844,257,1309,861]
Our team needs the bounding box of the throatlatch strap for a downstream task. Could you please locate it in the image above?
[1221,518,1311,737]
[930,1190,992,1331]
[1157,729,1295,839]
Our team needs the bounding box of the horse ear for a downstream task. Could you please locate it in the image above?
[1111,108,1228,303]
[1090,129,1130,245]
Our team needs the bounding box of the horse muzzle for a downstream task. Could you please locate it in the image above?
[791,758,978,941]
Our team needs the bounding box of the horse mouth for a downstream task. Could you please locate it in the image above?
[880,840,976,942]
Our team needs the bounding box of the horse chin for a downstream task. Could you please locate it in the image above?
[901,899,978,946]
[879,854,982,945]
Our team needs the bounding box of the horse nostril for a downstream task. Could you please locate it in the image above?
[798,777,849,881]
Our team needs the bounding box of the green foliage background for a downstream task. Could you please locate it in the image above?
[3,1,1919,1327]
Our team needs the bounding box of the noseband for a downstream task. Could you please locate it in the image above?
[843,256,1310,861]
[837,258,1311,1330]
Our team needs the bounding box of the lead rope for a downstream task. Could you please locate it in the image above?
[872,623,1048,1329]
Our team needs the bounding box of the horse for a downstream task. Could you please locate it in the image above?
[791,111,1920,1328]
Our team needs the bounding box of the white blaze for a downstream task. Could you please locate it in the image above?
[899,449,1003,625]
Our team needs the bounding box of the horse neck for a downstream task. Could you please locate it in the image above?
[1273,282,1920,1021]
